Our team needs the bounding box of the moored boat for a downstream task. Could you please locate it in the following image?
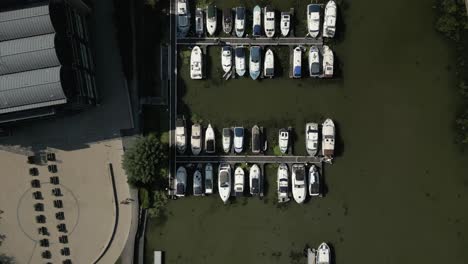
[206,4,217,36]
[316,242,330,264]
[233,126,244,153]
[277,163,290,203]
[221,46,232,73]
[249,46,261,80]
[190,46,203,80]
[205,163,214,194]
[235,6,245,37]
[177,0,190,37]
[222,128,232,153]
[175,117,186,154]
[292,164,306,204]
[309,46,320,77]
[175,166,187,197]
[278,128,289,154]
[323,0,337,38]
[293,46,302,78]
[223,8,233,34]
[280,12,290,37]
[252,5,262,37]
[191,123,202,155]
[195,8,204,37]
[193,165,203,196]
[235,46,246,77]
[218,163,231,203]
[307,4,321,37]
[264,5,275,38]
[321,118,335,160]
[249,164,261,196]
[264,48,274,78]
[322,45,334,78]
[308,165,320,196]
[205,124,215,154]
[305,122,319,156]
[251,125,261,154]
[234,166,245,196]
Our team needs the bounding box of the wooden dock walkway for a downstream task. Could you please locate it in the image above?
[177,37,323,46]
[175,155,323,164]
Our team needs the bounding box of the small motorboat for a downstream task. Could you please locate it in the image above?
[249,46,261,80]
[221,46,232,73]
[175,117,186,154]
[293,46,302,79]
[278,128,289,154]
[190,46,203,80]
[235,46,246,77]
[193,165,203,196]
[177,0,190,37]
[235,6,245,37]
[323,0,337,38]
[292,164,306,204]
[251,125,261,154]
[264,48,274,78]
[305,123,319,156]
[205,124,215,154]
[321,118,335,160]
[195,8,204,37]
[322,45,334,78]
[234,166,245,196]
[280,12,290,37]
[252,5,262,37]
[307,4,321,37]
[222,128,231,153]
[277,163,290,203]
[309,46,320,77]
[249,164,261,196]
[206,4,217,36]
[218,163,231,203]
[205,163,214,194]
[191,123,202,155]
[264,5,275,38]
[175,166,187,197]
[233,126,244,153]
[223,8,233,34]
[308,165,320,196]
[316,242,330,264]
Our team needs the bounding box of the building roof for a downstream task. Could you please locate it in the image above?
[0,4,54,41]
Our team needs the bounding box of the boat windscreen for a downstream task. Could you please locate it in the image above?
[308,5,321,13]
[265,68,274,76]
[234,127,244,137]
[311,63,321,74]
[219,171,229,187]
[205,179,213,188]
[237,8,245,19]
[235,48,244,57]
[253,25,261,36]
[295,168,305,181]
[206,140,214,151]
[223,129,230,137]
[279,186,288,193]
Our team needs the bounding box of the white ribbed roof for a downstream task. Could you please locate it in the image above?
[0,4,54,41]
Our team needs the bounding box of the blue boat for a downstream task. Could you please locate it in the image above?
[249,46,261,80]
[293,47,302,78]
[252,5,262,37]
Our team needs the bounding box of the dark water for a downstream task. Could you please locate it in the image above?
[145,0,468,263]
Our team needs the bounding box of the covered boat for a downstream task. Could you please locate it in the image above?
[251,125,261,154]
[191,123,202,155]
[309,46,320,77]
[205,124,216,154]
[277,164,290,203]
[252,5,262,37]
[306,122,319,156]
[307,4,321,37]
[190,46,203,80]
[205,163,214,194]
[249,164,261,196]
[222,128,232,153]
[218,163,231,203]
[292,164,306,204]
[235,7,246,37]
[177,0,190,37]
[233,126,244,153]
[280,12,290,37]
[235,46,246,77]
[249,46,261,80]
[234,166,245,196]
[293,47,302,78]
[321,119,335,160]
[221,46,232,73]
[175,117,186,154]
[322,45,334,78]
[316,242,330,264]
[206,4,217,36]
[193,165,203,196]
[308,165,320,196]
[175,166,187,197]
[223,8,233,34]
[264,48,274,78]
[195,8,204,37]
[278,128,289,154]
[323,0,337,38]
[264,5,275,37]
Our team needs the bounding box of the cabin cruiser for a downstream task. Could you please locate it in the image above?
[175,166,187,197]
[195,8,204,37]
[316,242,330,264]
[277,164,290,203]
[308,165,320,196]
[323,0,337,38]
[206,5,217,36]
[305,123,319,156]
[249,164,261,196]
[205,163,214,194]
[280,12,290,37]
[235,7,246,37]
[175,117,186,154]
[292,164,306,204]
[222,128,232,153]
[235,46,246,77]
[264,5,275,37]
[278,128,289,154]
[249,46,261,80]
[191,124,202,155]
[307,4,321,37]
[322,45,334,78]
[234,166,245,196]
[264,48,274,78]
[205,124,215,154]
[309,46,320,77]
[221,46,232,73]
[177,0,190,37]
[218,163,231,203]
[252,5,262,37]
[190,46,203,80]
[293,47,302,78]
[223,8,233,34]
[251,125,261,154]
[233,126,244,153]
[193,165,203,196]
[321,118,335,160]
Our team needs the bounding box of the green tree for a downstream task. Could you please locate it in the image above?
[147,190,168,218]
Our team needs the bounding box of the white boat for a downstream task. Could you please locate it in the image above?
[206,5,217,36]
[205,163,214,194]
[205,124,215,154]
[235,7,245,37]
[280,12,290,37]
[307,4,321,37]
[223,8,233,34]
[234,166,244,196]
[316,242,330,264]
[195,8,204,37]
[264,48,274,78]
[278,128,289,154]
[193,166,203,196]
[264,5,275,38]
[175,166,187,197]
[293,46,302,78]
[252,5,262,37]
[218,163,231,203]
[233,126,244,153]
[277,163,290,203]
[177,0,190,37]
[308,165,320,196]
[222,128,231,153]
[249,46,261,80]
[235,46,246,77]
[323,0,337,38]
[321,119,335,160]
[322,45,334,78]
[305,122,319,156]
[221,46,232,73]
[309,46,320,77]
[249,164,261,196]
[292,164,306,204]
[190,46,203,80]
[191,124,202,155]
[175,117,186,154]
